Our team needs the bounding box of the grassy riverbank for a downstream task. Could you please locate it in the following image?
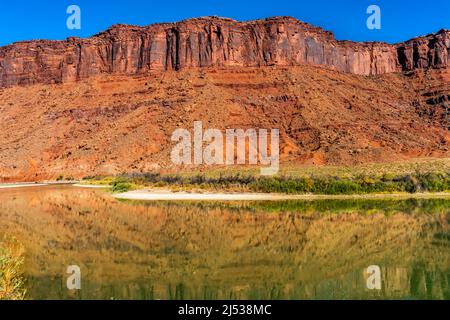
[82,159,450,195]
[0,238,26,300]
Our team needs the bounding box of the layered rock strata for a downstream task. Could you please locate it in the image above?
[0,16,448,87]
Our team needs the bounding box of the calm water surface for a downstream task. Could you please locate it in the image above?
[0,186,448,300]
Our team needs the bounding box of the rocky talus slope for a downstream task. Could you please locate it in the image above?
[0,65,448,181]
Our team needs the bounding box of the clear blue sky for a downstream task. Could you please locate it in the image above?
[0,0,448,46]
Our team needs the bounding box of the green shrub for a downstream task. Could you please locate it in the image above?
[104,171,450,195]
[111,179,133,193]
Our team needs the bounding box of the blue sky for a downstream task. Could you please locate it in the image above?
[0,0,448,46]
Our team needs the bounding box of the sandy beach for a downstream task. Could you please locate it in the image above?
[0,182,80,189]
[72,184,111,189]
[3,183,449,200]
[0,183,48,189]
[113,189,450,201]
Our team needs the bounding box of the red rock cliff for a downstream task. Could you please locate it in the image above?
[0,16,448,87]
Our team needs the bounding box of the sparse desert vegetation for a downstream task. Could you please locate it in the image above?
[0,238,26,300]
[84,159,450,195]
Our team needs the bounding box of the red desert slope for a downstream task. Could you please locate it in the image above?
[0,17,448,181]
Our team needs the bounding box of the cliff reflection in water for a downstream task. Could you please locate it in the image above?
[0,186,448,300]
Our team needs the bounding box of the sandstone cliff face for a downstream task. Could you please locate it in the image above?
[397,30,450,71]
[0,16,448,87]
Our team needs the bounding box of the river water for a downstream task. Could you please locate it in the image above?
[0,186,448,300]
